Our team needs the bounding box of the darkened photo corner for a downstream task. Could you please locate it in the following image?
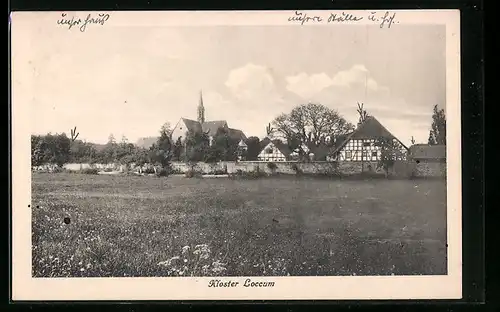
[30,19,447,278]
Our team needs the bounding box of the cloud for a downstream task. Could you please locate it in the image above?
[225,63,281,101]
[286,64,390,101]
[285,73,334,99]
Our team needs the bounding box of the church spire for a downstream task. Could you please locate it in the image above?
[197,90,205,123]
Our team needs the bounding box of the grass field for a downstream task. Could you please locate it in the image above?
[31,172,447,277]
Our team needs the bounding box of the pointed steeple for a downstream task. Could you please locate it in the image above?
[197,90,205,123]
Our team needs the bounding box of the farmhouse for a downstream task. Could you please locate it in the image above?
[329,116,408,162]
[170,91,247,147]
[408,144,446,177]
[257,139,292,161]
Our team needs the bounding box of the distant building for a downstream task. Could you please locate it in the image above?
[257,139,292,161]
[408,144,446,162]
[329,116,408,161]
[407,144,446,177]
[170,91,247,146]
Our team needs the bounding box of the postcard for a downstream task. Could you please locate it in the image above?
[10,9,461,300]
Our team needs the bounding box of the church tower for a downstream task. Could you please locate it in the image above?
[197,90,205,123]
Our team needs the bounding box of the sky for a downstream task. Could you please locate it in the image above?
[18,23,446,146]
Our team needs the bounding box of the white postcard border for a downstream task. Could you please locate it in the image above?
[11,9,462,301]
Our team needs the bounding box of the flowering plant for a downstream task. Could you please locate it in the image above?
[158,244,227,276]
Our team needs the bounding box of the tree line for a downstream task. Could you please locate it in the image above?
[31,102,446,169]
[30,125,264,168]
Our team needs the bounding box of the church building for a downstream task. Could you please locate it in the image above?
[170,91,247,149]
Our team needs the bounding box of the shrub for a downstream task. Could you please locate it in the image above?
[103,167,114,172]
[185,169,202,178]
[207,169,228,175]
[291,163,303,175]
[155,168,170,177]
[81,168,99,175]
[143,167,156,174]
[229,169,267,179]
[267,162,277,170]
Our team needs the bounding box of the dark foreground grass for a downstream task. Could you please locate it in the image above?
[31,172,447,277]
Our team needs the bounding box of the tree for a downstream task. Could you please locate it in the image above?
[69,140,97,163]
[172,137,183,161]
[32,133,71,167]
[356,102,369,124]
[70,126,79,142]
[148,125,174,170]
[374,137,407,177]
[107,133,116,144]
[270,103,354,158]
[31,135,45,166]
[205,127,240,162]
[184,130,210,162]
[160,122,172,136]
[244,136,261,161]
[428,104,446,145]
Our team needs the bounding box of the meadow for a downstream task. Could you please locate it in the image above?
[31,172,447,277]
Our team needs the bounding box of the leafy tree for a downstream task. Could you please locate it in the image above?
[133,147,149,169]
[184,130,210,162]
[69,140,97,163]
[30,133,71,167]
[428,104,446,145]
[374,137,407,177]
[271,103,354,157]
[148,125,174,171]
[172,137,183,161]
[244,136,261,161]
[107,133,116,144]
[205,127,240,162]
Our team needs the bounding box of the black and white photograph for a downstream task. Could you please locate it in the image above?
[11,10,462,300]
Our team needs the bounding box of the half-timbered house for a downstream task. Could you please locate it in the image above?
[329,116,408,162]
[257,139,292,161]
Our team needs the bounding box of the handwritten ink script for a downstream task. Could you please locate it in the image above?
[57,13,110,32]
[288,11,399,28]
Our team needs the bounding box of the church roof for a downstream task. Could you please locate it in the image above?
[201,120,228,135]
[181,118,203,133]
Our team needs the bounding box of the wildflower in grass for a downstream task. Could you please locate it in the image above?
[211,260,227,274]
[181,245,190,255]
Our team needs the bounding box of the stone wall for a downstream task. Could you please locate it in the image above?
[413,161,446,178]
[37,160,445,178]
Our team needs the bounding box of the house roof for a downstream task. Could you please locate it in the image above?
[260,139,292,157]
[331,116,408,154]
[259,137,271,150]
[202,120,228,135]
[227,128,247,141]
[408,144,446,159]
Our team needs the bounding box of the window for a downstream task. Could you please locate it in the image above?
[266,148,273,153]
[345,151,352,159]
[363,142,371,147]
[372,151,377,157]
[362,151,368,157]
